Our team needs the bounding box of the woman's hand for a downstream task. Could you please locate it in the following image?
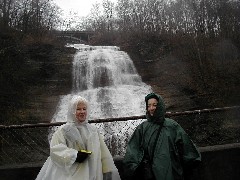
[75,151,91,163]
[103,172,112,180]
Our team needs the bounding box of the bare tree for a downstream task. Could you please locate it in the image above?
[1,0,13,27]
[0,0,61,33]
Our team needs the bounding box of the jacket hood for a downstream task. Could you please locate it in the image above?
[145,92,166,124]
[67,95,89,125]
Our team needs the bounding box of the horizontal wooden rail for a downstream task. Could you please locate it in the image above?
[0,106,239,129]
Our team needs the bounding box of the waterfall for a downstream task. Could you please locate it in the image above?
[51,44,152,155]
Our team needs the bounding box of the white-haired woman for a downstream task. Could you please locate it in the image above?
[36,96,121,180]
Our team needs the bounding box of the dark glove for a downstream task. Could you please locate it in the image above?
[75,151,90,163]
[103,172,112,180]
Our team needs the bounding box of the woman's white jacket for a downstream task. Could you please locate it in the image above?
[36,122,121,180]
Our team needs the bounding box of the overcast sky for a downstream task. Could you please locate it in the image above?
[53,0,116,17]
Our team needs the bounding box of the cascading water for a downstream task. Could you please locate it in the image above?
[51,44,152,156]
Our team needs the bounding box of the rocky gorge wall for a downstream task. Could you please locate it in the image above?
[22,45,75,124]
[29,45,196,123]
[24,44,239,147]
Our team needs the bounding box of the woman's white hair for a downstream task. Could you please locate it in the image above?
[67,96,89,123]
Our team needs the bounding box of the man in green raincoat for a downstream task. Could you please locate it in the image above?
[123,93,201,180]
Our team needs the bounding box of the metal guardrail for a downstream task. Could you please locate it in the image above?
[0,106,239,168]
[1,106,239,129]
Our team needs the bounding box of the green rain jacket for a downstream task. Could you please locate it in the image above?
[123,93,201,180]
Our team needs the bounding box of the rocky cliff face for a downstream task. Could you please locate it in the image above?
[22,45,75,123]
[20,44,239,146]
[130,54,201,111]
[128,50,240,146]
[27,44,235,118]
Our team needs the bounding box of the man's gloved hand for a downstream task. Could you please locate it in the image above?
[103,172,112,180]
[75,151,90,163]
